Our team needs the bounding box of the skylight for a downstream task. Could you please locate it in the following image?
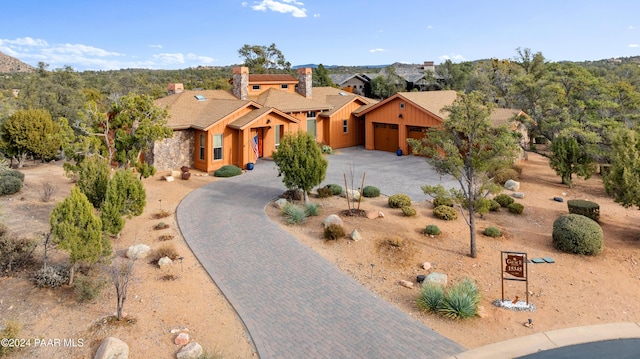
[339,92,348,96]
[194,95,206,101]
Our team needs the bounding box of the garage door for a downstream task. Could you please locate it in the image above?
[374,123,399,152]
[407,126,428,155]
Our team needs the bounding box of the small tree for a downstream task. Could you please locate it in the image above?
[1,108,61,167]
[549,127,600,186]
[75,156,110,208]
[407,92,518,258]
[50,187,108,285]
[108,256,134,321]
[101,169,146,236]
[604,128,640,208]
[272,131,328,205]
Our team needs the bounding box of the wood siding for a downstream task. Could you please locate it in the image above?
[324,100,367,149]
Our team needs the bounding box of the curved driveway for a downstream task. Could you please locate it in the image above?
[177,148,464,359]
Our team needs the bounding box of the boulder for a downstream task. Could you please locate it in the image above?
[425,272,448,286]
[349,229,362,241]
[273,198,288,209]
[165,176,175,182]
[504,179,520,191]
[421,262,432,271]
[174,332,189,346]
[171,170,181,178]
[176,342,203,359]
[399,280,414,289]
[158,256,172,269]
[366,210,379,219]
[125,244,151,260]
[322,214,344,228]
[94,337,129,359]
[512,192,525,199]
[341,188,361,201]
[378,211,385,218]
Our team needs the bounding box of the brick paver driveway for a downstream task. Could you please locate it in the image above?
[177,148,464,359]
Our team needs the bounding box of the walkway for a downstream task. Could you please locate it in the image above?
[176,150,465,359]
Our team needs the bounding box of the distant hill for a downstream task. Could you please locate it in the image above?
[0,51,35,73]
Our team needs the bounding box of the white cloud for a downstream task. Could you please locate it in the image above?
[242,2,248,6]
[439,54,466,62]
[44,43,123,57]
[149,44,163,49]
[251,0,307,18]
[152,53,215,66]
[369,48,386,53]
[629,44,639,48]
[629,25,635,30]
[313,13,320,17]
[427,25,433,30]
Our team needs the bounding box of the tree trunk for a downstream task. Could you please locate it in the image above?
[469,211,477,258]
[68,265,75,286]
[303,190,309,206]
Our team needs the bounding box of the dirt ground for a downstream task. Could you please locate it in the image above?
[1,152,639,358]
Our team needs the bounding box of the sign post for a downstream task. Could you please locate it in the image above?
[501,251,528,305]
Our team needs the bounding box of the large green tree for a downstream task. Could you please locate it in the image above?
[407,92,519,258]
[50,186,109,285]
[312,64,337,87]
[603,128,640,208]
[238,43,291,74]
[1,108,61,167]
[272,130,328,204]
[370,66,406,99]
[549,127,600,186]
[101,169,146,236]
[76,156,111,208]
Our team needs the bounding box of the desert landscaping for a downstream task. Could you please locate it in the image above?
[1,151,640,358]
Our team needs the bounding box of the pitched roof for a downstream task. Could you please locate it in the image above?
[328,73,370,86]
[251,88,332,113]
[354,90,458,119]
[312,87,375,117]
[154,90,256,130]
[489,108,526,127]
[228,107,300,130]
[249,74,298,84]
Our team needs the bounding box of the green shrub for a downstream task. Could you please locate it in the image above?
[0,176,23,195]
[401,206,417,217]
[483,226,501,237]
[552,214,603,255]
[325,184,343,196]
[317,187,334,198]
[33,265,70,288]
[424,224,441,236]
[439,277,481,319]
[0,169,24,182]
[324,224,345,240]
[282,203,306,224]
[494,194,514,207]
[74,275,106,302]
[433,196,454,207]
[433,205,458,220]
[154,222,169,230]
[508,202,524,214]
[0,320,22,357]
[388,194,411,208]
[304,203,320,217]
[567,199,600,222]
[489,200,501,212]
[321,145,334,154]
[362,185,380,198]
[213,165,242,177]
[417,282,445,312]
[493,168,519,184]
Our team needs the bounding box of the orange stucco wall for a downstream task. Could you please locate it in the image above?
[364,97,442,153]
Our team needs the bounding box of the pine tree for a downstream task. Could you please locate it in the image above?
[604,128,640,208]
[75,156,111,208]
[101,169,146,236]
[50,186,107,285]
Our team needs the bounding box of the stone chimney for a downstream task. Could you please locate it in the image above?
[167,83,184,95]
[423,61,435,73]
[232,67,249,100]
[296,68,312,98]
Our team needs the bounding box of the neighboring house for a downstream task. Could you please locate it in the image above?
[328,74,371,96]
[489,108,531,149]
[152,67,375,172]
[353,90,529,155]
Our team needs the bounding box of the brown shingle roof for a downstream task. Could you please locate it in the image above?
[248,74,298,84]
[312,87,373,117]
[353,90,458,119]
[490,108,525,127]
[251,88,332,113]
[227,107,271,130]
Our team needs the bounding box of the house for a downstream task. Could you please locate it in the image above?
[328,74,371,96]
[353,90,529,154]
[152,67,375,172]
[488,108,531,149]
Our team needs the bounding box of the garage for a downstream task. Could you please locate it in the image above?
[373,123,399,152]
[407,126,428,155]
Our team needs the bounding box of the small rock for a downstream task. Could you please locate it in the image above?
[421,262,432,270]
[165,176,175,182]
[553,197,564,202]
[322,214,344,228]
[378,211,385,218]
[174,333,189,345]
[170,328,189,334]
[94,337,129,359]
[512,192,525,199]
[366,210,379,219]
[273,198,288,209]
[504,179,520,191]
[177,342,203,359]
[399,280,414,289]
[171,170,181,178]
[425,272,448,286]
[416,275,426,283]
[158,256,173,269]
[477,305,489,318]
[349,229,362,241]
[126,244,151,260]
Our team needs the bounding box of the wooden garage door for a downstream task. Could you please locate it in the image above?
[374,123,399,152]
[407,126,428,155]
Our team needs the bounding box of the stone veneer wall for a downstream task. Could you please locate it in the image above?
[296,68,312,98]
[150,129,194,171]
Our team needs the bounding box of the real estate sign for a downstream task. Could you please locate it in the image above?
[501,251,529,304]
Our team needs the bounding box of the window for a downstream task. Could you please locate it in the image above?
[400,102,405,109]
[252,85,260,90]
[275,125,284,147]
[342,119,348,134]
[281,84,288,89]
[213,134,223,160]
[199,134,205,160]
[306,111,317,139]
[194,95,206,101]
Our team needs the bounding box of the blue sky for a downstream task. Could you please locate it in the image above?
[1,0,639,71]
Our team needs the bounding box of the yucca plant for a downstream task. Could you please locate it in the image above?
[439,277,480,319]
[417,282,445,312]
[282,203,306,224]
